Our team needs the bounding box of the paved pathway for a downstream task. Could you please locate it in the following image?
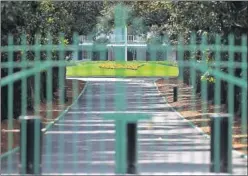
[1,78,247,175]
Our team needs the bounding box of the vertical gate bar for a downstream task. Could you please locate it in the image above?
[117,81,126,112]
[86,45,93,76]
[114,83,127,173]
[177,35,184,82]
[33,34,41,175]
[137,75,143,172]
[213,35,222,173]
[100,49,106,170]
[214,35,221,114]
[149,45,156,162]
[19,116,42,174]
[34,117,42,174]
[84,44,88,61]
[100,80,106,168]
[163,35,168,62]
[72,32,80,173]
[177,35,184,107]
[189,33,196,112]
[200,35,208,162]
[113,29,126,176]
[189,32,196,168]
[241,35,247,155]
[34,34,41,116]
[45,32,53,172]
[34,35,41,175]
[177,35,184,162]
[20,34,28,175]
[227,115,233,174]
[85,35,90,61]
[227,34,234,173]
[210,114,220,172]
[158,44,163,73]
[21,34,27,117]
[201,35,208,125]
[86,83,92,173]
[151,41,159,166]
[162,38,167,101]
[72,78,79,173]
[114,77,118,174]
[127,123,137,174]
[89,34,93,61]
[163,36,169,163]
[115,120,127,174]
[173,86,178,102]
[7,34,14,174]
[150,45,156,76]
[124,26,127,61]
[19,116,27,174]
[100,50,106,76]
[58,33,66,173]
[210,114,232,173]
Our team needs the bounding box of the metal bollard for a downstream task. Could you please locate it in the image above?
[173,86,178,102]
[127,123,137,174]
[210,114,232,173]
[19,116,42,175]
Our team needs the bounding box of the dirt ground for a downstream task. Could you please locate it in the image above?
[156,78,247,155]
[1,79,85,154]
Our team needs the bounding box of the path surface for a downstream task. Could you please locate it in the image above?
[1,78,247,175]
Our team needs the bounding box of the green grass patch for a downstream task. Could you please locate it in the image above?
[66,61,179,77]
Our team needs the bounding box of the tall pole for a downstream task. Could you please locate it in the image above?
[19,116,42,175]
[125,25,127,61]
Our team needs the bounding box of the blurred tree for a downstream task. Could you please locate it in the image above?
[1,0,103,121]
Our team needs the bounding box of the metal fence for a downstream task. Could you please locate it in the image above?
[1,4,247,175]
[1,32,247,175]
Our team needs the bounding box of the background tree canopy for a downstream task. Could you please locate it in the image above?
[1,0,103,121]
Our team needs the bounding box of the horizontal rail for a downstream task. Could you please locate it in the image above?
[1,61,247,69]
[1,61,75,68]
[1,61,52,87]
[1,128,46,133]
[192,62,247,88]
[1,61,246,88]
[1,44,247,52]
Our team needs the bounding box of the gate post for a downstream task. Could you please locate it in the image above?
[210,114,232,173]
[103,113,150,174]
[19,116,42,175]
[127,123,137,174]
[173,86,178,102]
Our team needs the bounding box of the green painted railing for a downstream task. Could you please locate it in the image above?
[1,4,247,175]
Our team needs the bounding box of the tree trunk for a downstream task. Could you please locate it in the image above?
[1,69,8,121]
[52,67,59,100]
[40,71,47,103]
[27,75,35,112]
[63,67,68,102]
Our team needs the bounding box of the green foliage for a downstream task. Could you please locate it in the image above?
[164,1,248,43]
[64,1,103,36]
[201,71,216,83]
[1,1,103,121]
[1,1,103,46]
[131,1,171,28]
[95,3,147,37]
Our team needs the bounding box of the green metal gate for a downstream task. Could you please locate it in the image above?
[1,4,247,175]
